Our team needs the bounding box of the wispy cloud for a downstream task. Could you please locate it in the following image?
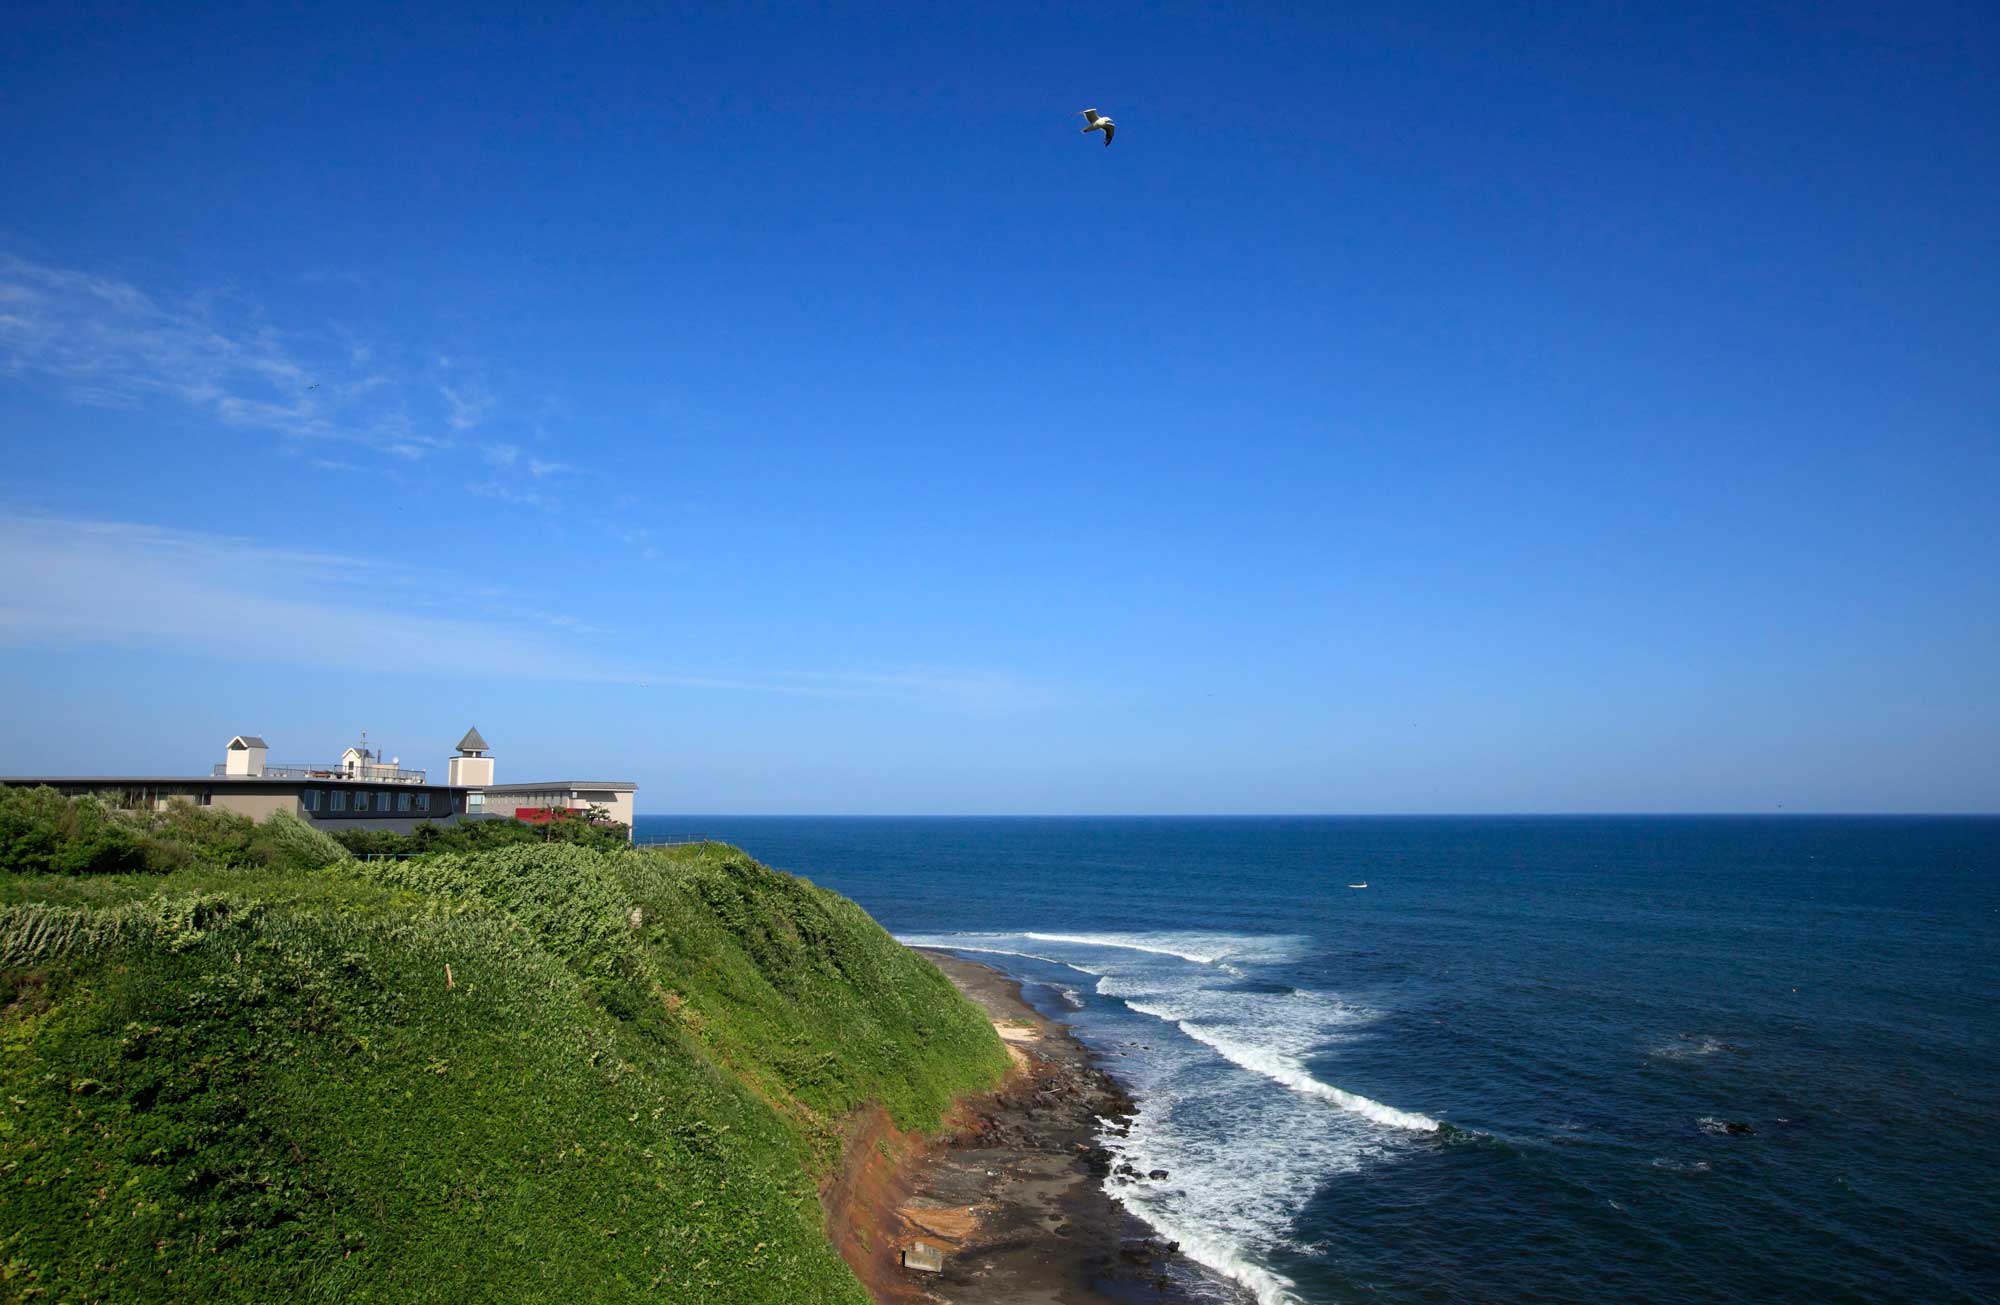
[0,514,601,679]
[608,524,661,561]
[0,514,1041,707]
[438,376,494,432]
[0,254,451,459]
[2,254,738,574]
[466,480,557,510]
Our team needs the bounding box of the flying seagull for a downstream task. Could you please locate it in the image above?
[1079,108,1115,146]
[307,382,319,390]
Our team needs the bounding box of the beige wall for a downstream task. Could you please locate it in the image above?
[580,790,636,836]
[448,755,495,787]
[209,791,302,822]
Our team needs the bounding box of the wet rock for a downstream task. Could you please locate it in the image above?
[1148,1169,1169,1180]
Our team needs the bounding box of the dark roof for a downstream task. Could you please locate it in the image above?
[456,727,490,753]
[228,735,269,749]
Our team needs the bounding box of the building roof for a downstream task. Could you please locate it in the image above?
[480,781,638,793]
[0,775,457,790]
[456,727,490,753]
[228,736,269,749]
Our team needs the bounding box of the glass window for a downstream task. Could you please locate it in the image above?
[302,789,320,812]
[397,791,411,812]
[379,791,394,812]
[354,790,370,813]
[415,792,429,812]
[468,792,483,811]
[330,789,347,812]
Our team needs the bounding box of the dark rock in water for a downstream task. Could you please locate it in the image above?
[1724,1121,1755,1135]
[1148,1169,1169,1180]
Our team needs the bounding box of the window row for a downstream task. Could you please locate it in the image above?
[300,787,435,814]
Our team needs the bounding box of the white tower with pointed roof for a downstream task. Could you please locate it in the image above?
[447,727,494,788]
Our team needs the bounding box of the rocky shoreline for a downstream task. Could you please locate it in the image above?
[823,950,1249,1305]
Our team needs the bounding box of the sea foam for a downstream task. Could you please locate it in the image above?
[904,926,1441,1301]
[1117,998,1439,1133]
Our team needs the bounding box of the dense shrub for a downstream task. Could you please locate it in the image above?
[334,813,630,858]
[0,839,1007,1303]
[0,788,351,875]
[0,787,152,874]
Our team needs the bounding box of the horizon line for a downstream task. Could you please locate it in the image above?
[629,810,2000,820]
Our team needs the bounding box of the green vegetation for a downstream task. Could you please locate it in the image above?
[0,784,350,877]
[0,789,1007,1303]
[330,812,631,857]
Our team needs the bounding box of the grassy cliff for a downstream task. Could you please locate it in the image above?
[0,790,1007,1303]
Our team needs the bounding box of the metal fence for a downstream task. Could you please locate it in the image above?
[212,763,430,783]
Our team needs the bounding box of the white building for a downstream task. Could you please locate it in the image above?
[2,727,638,840]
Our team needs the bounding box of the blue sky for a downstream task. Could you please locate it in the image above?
[2,1,1995,813]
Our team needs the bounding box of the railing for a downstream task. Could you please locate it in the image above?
[634,835,718,848]
[213,763,430,783]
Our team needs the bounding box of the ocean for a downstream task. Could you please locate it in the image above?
[631,816,2000,1305]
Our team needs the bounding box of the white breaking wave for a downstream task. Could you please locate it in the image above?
[1023,931,1235,965]
[1168,1016,1440,1133]
[1113,1195,1305,1305]
[903,925,1441,1301]
[1021,930,1306,968]
[895,936,1104,977]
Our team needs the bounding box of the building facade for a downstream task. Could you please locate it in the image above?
[2,728,637,839]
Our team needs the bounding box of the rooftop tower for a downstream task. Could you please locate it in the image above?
[447,727,494,788]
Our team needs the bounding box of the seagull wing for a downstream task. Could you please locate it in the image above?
[1079,108,1099,121]
[1102,122,1114,145]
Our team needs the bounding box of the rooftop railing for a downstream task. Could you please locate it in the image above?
[212,763,430,783]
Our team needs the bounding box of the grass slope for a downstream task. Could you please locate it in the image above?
[0,794,1006,1303]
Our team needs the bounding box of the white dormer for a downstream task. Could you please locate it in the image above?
[225,735,269,777]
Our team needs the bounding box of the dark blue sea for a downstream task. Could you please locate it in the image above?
[633,816,2000,1305]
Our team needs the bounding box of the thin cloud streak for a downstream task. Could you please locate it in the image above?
[0,514,1032,706]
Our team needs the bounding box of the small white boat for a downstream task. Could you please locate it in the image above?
[1347,882,1368,889]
